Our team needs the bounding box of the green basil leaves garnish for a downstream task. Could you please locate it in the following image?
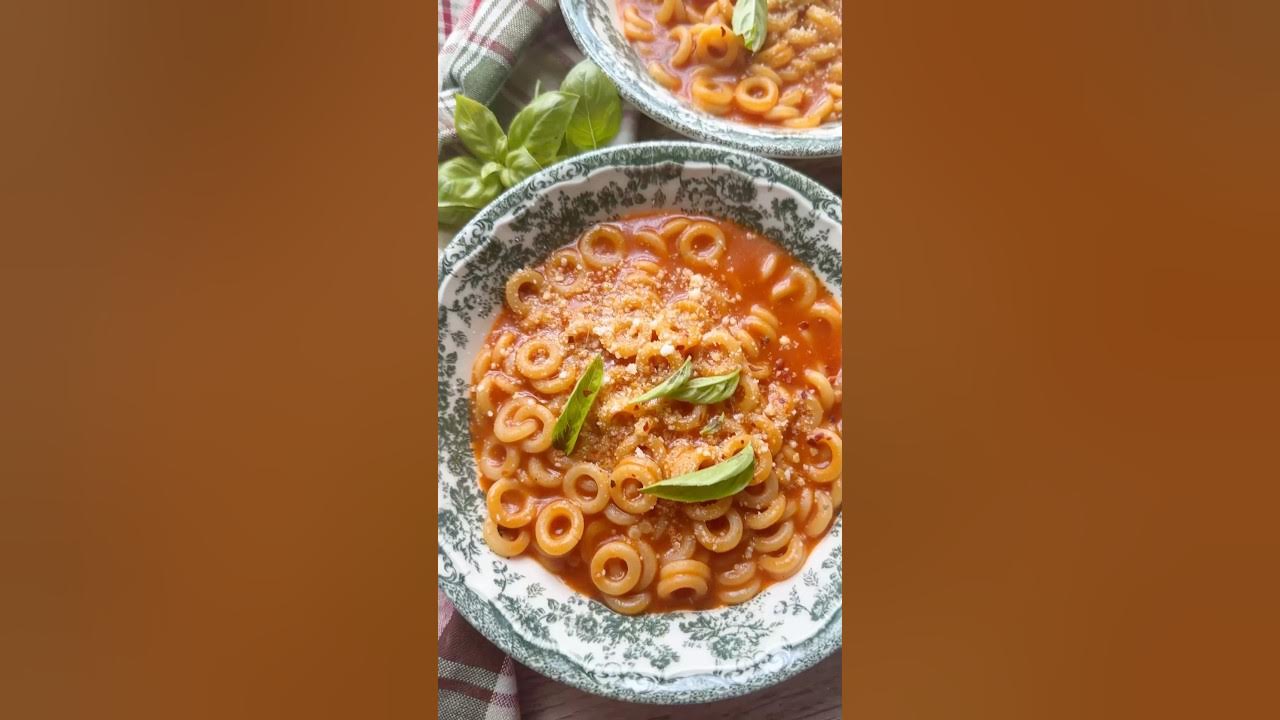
[732,0,769,53]
[506,90,580,166]
[453,95,507,163]
[669,368,740,404]
[551,356,604,455]
[439,61,623,228]
[630,358,693,404]
[438,157,503,228]
[561,60,623,153]
[639,445,756,502]
[700,413,725,436]
[630,359,740,405]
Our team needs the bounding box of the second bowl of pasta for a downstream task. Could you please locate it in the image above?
[438,142,842,703]
[561,0,842,158]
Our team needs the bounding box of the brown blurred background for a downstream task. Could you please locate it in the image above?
[845,2,1280,717]
[2,1,1278,719]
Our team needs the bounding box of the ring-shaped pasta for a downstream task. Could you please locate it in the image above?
[634,538,658,591]
[736,470,779,510]
[715,576,762,605]
[604,503,641,526]
[752,519,795,554]
[690,70,734,114]
[504,268,544,316]
[682,496,732,522]
[803,489,834,538]
[676,221,727,270]
[694,508,743,553]
[603,591,653,615]
[730,373,761,413]
[804,369,837,411]
[529,365,576,395]
[486,478,536,529]
[579,519,618,564]
[720,433,772,485]
[474,371,521,417]
[692,24,739,69]
[478,436,521,482]
[809,298,843,334]
[656,572,709,601]
[484,519,530,557]
[534,499,585,556]
[661,558,712,580]
[590,541,643,596]
[743,493,787,530]
[515,337,564,380]
[512,401,556,454]
[662,532,696,562]
[525,451,569,488]
[757,534,806,579]
[716,559,757,587]
[659,217,691,239]
[578,224,626,269]
[493,397,537,444]
[545,248,588,295]
[562,462,610,514]
[665,401,709,433]
[804,427,842,483]
[610,457,660,514]
[770,265,820,310]
[655,0,687,25]
[745,412,784,454]
[648,62,681,91]
[633,229,667,257]
[734,75,780,114]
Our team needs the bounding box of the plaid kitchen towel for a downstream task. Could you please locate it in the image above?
[438,590,521,720]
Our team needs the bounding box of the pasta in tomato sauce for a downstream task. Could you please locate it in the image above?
[623,0,842,127]
[470,212,842,613]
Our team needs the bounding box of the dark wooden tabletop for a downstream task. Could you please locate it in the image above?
[515,650,841,720]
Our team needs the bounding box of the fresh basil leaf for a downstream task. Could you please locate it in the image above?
[561,60,622,152]
[480,160,504,181]
[700,413,725,436]
[438,171,501,228]
[551,356,604,455]
[639,445,755,502]
[454,95,507,162]
[670,368,740,404]
[506,90,579,165]
[630,358,693,404]
[732,0,768,53]
[499,146,544,188]
[440,156,484,183]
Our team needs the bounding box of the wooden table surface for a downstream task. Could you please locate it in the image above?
[515,650,841,720]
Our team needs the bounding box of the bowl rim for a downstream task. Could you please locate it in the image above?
[438,141,842,703]
[558,0,842,160]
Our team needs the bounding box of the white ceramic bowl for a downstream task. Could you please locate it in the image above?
[560,0,842,159]
[438,142,841,703]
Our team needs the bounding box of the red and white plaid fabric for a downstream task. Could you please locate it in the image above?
[438,590,521,720]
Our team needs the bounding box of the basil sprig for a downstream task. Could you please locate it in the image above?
[630,358,693,404]
[630,359,740,405]
[732,0,768,53]
[669,368,740,404]
[551,356,604,455]
[438,61,623,228]
[639,445,756,502]
[561,59,623,153]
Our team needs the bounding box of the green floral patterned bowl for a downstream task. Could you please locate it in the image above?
[438,142,841,703]
[560,0,841,159]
